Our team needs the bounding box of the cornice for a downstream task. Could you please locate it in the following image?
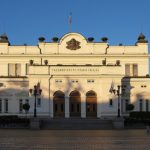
[0,54,150,58]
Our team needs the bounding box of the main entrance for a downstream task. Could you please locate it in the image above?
[53,90,65,117]
[86,90,97,117]
[69,90,81,117]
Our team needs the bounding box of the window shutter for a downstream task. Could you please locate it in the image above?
[125,64,130,76]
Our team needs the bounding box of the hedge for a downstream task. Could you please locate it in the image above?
[130,111,150,120]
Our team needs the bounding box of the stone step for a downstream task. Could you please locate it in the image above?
[40,118,113,130]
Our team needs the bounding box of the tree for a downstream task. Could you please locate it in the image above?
[52,37,59,42]
[101,37,108,42]
[38,37,45,42]
[22,103,30,116]
[88,37,94,42]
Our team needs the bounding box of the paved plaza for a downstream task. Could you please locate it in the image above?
[0,129,150,150]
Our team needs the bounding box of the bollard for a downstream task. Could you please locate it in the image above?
[146,125,150,134]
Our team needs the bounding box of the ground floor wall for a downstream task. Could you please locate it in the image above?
[0,76,150,118]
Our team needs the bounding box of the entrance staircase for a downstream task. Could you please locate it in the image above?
[40,118,113,130]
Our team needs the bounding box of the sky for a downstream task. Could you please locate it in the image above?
[0,0,150,46]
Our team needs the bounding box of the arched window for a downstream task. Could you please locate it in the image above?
[69,90,81,117]
[53,90,65,117]
[86,90,97,117]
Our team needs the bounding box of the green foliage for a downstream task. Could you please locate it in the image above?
[38,37,45,42]
[126,104,134,111]
[52,37,59,42]
[0,116,30,125]
[22,103,30,114]
[88,37,94,42]
[130,111,150,119]
[101,37,108,42]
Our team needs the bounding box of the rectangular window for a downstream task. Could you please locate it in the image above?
[87,79,94,83]
[109,99,113,106]
[55,80,62,83]
[125,64,130,76]
[61,104,64,112]
[133,64,138,76]
[26,64,29,75]
[146,100,149,112]
[4,99,8,113]
[77,103,80,112]
[19,99,23,113]
[139,99,143,112]
[8,64,15,76]
[25,99,29,104]
[72,80,78,83]
[55,104,57,112]
[8,63,21,76]
[37,98,41,107]
[87,103,90,112]
[93,104,96,112]
[71,104,74,112]
[0,99,2,113]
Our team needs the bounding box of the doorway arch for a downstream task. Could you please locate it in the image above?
[53,90,65,117]
[86,90,97,117]
[69,90,81,117]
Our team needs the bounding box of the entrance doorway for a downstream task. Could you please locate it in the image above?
[86,90,97,117]
[69,90,81,117]
[53,91,65,117]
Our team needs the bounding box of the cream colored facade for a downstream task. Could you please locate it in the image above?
[0,32,150,118]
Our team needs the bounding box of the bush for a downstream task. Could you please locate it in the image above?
[126,104,134,111]
[23,103,30,114]
[0,116,30,125]
[101,37,108,42]
[130,111,150,120]
[38,37,45,42]
[88,37,94,42]
[52,37,59,42]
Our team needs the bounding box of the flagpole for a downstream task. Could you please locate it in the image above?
[69,13,72,32]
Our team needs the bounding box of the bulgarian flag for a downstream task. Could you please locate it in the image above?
[69,13,72,24]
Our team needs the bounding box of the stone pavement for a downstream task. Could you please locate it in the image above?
[0,129,150,150]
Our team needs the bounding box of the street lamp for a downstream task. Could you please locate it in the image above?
[112,85,121,117]
[29,85,42,117]
[117,85,120,117]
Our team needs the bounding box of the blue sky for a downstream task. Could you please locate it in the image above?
[0,0,150,46]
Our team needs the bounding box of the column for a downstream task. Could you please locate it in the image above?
[50,96,53,118]
[81,95,86,118]
[97,96,101,118]
[65,96,69,118]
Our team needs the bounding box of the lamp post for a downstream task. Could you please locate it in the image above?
[117,85,120,117]
[29,85,42,118]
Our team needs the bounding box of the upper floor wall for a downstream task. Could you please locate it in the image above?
[0,32,148,55]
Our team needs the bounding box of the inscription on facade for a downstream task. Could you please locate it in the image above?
[51,67,101,75]
[52,68,99,72]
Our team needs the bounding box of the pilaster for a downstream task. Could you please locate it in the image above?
[81,95,86,118]
[65,96,70,118]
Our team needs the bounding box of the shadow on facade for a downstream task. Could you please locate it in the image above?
[0,77,131,118]
[121,76,150,114]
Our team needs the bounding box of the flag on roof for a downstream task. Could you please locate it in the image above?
[69,12,72,24]
[109,80,114,93]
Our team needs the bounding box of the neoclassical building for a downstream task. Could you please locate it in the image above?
[0,32,149,118]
